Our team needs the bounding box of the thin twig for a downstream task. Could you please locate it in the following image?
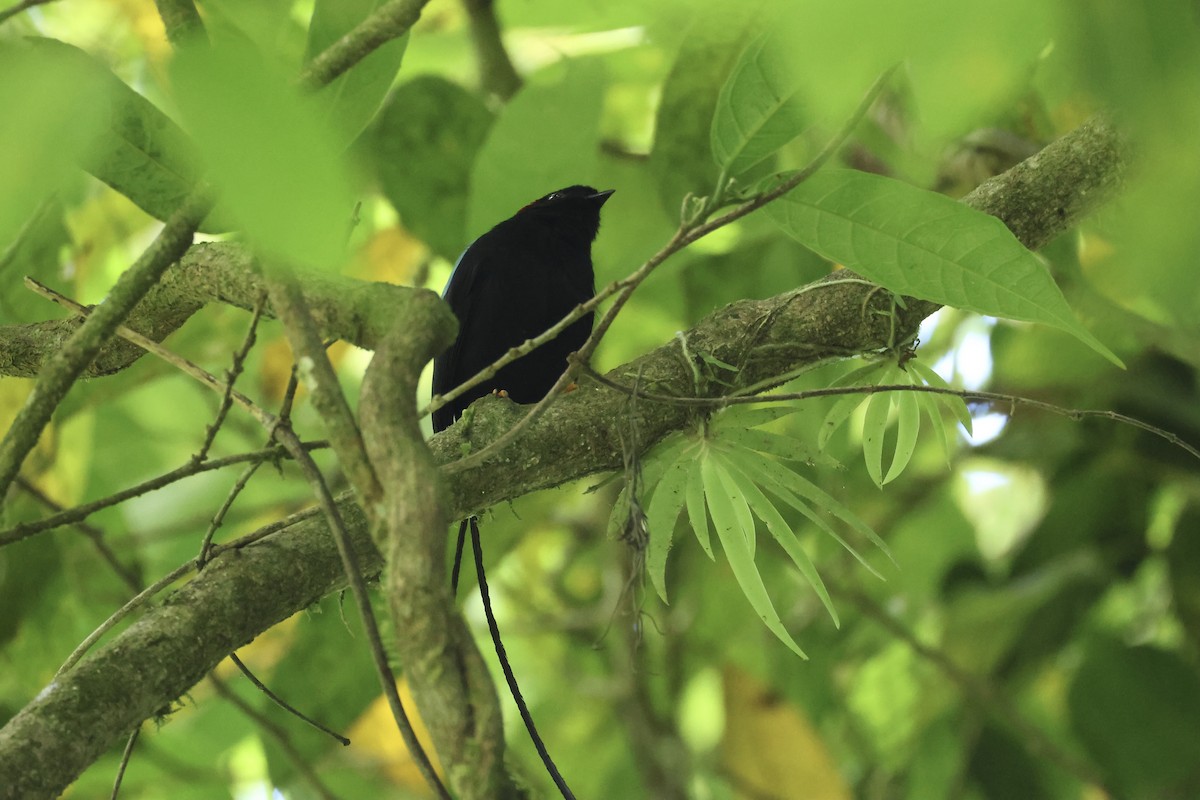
[441,65,898,475]
[25,277,276,428]
[194,293,269,464]
[13,478,142,591]
[580,369,1200,463]
[109,726,140,800]
[227,652,350,746]
[0,442,325,547]
[196,461,263,567]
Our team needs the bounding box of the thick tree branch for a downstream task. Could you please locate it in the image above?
[0,115,1126,796]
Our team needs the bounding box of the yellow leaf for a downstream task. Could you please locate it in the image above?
[722,665,850,799]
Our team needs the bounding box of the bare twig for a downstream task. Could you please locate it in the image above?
[108,726,140,800]
[0,442,324,547]
[194,293,269,464]
[227,653,350,746]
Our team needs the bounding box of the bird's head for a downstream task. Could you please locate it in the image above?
[518,185,614,242]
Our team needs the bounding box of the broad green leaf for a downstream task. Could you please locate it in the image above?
[685,461,715,560]
[372,77,494,260]
[1069,638,1200,797]
[883,387,921,484]
[720,449,839,626]
[711,30,809,176]
[171,41,355,270]
[768,169,1123,367]
[0,43,107,248]
[306,0,408,146]
[644,448,694,603]
[468,60,604,239]
[26,39,227,232]
[862,388,893,488]
[648,5,762,214]
[701,452,807,658]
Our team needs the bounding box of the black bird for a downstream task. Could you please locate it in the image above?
[430,185,612,800]
[432,185,613,433]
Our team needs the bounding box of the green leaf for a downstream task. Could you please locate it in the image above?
[685,461,715,560]
[720,424,825,465]
[906,359,973,435]
[862,387,892,488]
[711,31,809,176]
[818,361,887,449]
[701,451,807,658]
[0,42,108,249]
[720,449,839,626]
[768,169,1124,367]
[171,40,356,270]
[714,404,804,431]
[915,390,954,465]
[372,77,494,260]
[468,60,605,239]
[883,387,921,484]
[26,39,227,232]
[644,447,695,603]
[716,452,757,557]
[1069,638,1200,796]
[306,0,408,146]
[731,444,890,576]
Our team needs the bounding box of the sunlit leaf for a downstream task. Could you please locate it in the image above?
[720,447,839,626]
[171,40,355,270]
[26,39,225,232]
[818,361,887,449]
[645,447,695,603]
[731,444,889,576]
[768,169,1123,366]
[0,43,107,248]
[883,387,921,484]
[701,451,807,658]
[686,459,715,560]
[862,387,893,488]
[906,359,973,435]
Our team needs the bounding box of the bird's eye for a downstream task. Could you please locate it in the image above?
[546,192,563,201]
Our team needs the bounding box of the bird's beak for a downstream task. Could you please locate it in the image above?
[591,189,615,205]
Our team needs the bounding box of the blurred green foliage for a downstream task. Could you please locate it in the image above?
[2,0,1200,798]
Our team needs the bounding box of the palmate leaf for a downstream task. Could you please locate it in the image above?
[685,463,715,560]
[768,169,1123,367]
[818,361,888,449]
[732,443,891,575]
[701,451,807,659]
[719,446,839,627]
[885,389,921,484]
[644,443,696,603]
